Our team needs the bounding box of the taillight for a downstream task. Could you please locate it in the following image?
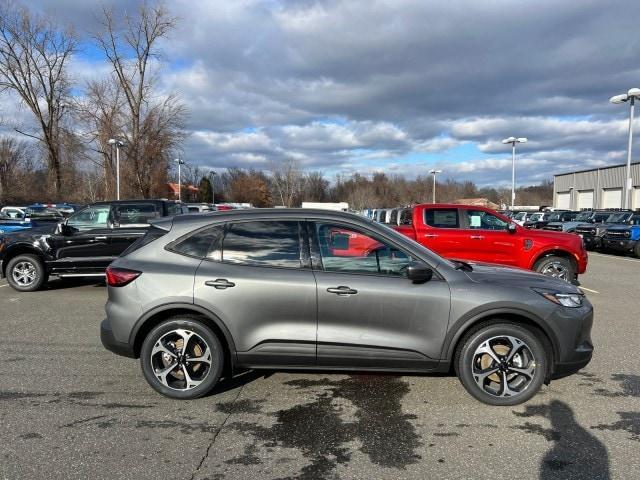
[105,266,141,287]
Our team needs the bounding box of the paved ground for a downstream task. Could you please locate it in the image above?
[0,253,638,480]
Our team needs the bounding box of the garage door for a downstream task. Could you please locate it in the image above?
[577,190,594,210]
[602,188,622,208]
[633,187,640,210]
[556,192,571,209]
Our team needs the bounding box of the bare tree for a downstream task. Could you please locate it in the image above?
[0,135,30,202]
[270,157,306,207]
[0,1,76,197]
[95,4,186,198]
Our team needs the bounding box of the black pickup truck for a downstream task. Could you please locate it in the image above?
[0,200,188,291]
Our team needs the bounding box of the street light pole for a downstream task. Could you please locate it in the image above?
[428,169,442,203]
[208,170,216,205]
[174,158,185,202]
[610,88,640,209]
[501,137,528,209]
[108,138,125,200]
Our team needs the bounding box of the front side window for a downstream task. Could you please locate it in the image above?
[67,205,111,231]
[465,210,509,230]
[113,203,159,226]
[222,221,301,268]
[424,208,459,228]
[399,208,413,225]
[314,223,411,276]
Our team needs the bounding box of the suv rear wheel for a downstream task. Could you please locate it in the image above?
[533,255,575,282]
[140,316,224,399]
[6,254,47,292]
[456,322,548,406]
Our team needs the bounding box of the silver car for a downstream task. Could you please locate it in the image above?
[101,209,593,405]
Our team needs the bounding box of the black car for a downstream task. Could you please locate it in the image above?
[0,200,188,291]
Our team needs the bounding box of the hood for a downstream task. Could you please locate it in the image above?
[463,262,580,293]
[606,224,632,232]
[3,223,58,240]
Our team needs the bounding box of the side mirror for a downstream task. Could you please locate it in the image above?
[507,223,517,234]
[406,261,433,284]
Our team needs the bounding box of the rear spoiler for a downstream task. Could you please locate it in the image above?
[148,216,175,232]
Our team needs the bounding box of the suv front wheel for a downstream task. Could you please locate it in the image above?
[6,254,48,292]
[456,322,549,406]
[140,316,224,399]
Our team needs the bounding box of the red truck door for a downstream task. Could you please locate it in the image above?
[416,207,469,259]
[459,208,519,266]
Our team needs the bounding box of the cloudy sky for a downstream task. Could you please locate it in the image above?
[13,0,640,186]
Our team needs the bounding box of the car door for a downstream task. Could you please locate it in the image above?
[48,204,114,271]
[459,209,518,266]
[193,219,318,367]
[109,203,159,256]
[418,207,470,260]
[310,221,451,369]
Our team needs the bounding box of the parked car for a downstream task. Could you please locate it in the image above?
[522,212,551,229]
[24,205,65,223]
[392,204,587,283]
[0,212,31,234]
[186,203,216,213]
[0,199,188,291]
[602,221,640,257]
[101,208,593,405]
[575,211,639,250]
[0,206,26,219]
[544,210,609,233]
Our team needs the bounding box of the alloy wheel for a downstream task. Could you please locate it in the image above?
[11,261,37,287]
[150,329,213,390]
[471,335,536,398]
[540,261,569,280]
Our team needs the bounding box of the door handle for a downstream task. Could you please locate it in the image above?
[424,234,438,238]
[327,286,358,296]
[470,235,485,240]
[95,236,108,241]
[205,279,236,289]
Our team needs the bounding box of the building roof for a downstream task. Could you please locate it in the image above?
[167,183,199,194]
[554,161,640,177]
[452,198,499,209]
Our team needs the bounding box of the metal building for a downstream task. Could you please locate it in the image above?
[553,161,640,210]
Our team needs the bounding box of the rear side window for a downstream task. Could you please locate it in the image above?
[113,203,159,226]
[389,209,399,224]
[222,221,301,268]
[170,226,224,259]
[424,209,459,228]
[121,226,168,256]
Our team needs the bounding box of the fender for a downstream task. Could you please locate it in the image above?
[0,242,49,277]
[129,302,237,364]
[442,306,560,363]
[527,246,579,270]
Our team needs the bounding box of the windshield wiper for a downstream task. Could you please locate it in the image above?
[452,260,473,271]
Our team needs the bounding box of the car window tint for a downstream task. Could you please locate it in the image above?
[171,226,223,259]
[424,209,459,228]
[314,223,411,276]
[67,205,111,231]
[222,221,301,268]
[166,203,184,215]
[465,210,508,230]
[389,209,398,224]
[113,203,159,225]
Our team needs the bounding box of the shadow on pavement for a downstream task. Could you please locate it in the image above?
[43,278,106,290]
[517,400,610,479]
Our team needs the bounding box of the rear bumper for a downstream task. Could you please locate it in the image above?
[100,318,136,358]
[602,238,636,253]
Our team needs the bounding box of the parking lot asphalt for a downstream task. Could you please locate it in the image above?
[0,254,639,480]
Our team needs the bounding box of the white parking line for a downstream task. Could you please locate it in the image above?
[0,284,8,288]
[580,287,599,294]
[589,252,640,264]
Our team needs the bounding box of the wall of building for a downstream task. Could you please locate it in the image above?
[553,162,640,210]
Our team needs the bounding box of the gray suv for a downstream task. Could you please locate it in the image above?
[101,209,593,406]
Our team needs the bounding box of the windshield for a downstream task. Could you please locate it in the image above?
[574,212,592,221]
[606,213,630,223]
[513,212,526,220]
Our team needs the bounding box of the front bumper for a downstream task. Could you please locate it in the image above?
[547,301,594,377]
[579,235,602,250]
[100,318,136,358]
[602,238,636,253]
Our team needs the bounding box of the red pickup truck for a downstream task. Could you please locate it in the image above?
[392,204,588,283]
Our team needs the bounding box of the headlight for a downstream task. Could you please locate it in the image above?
[533,289,584,308]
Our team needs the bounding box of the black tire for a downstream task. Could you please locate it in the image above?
[634,242,640,259]
[455,322,549,406]
[533,255,576,283]
[5,254,48,292]
[140,316,224,399]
